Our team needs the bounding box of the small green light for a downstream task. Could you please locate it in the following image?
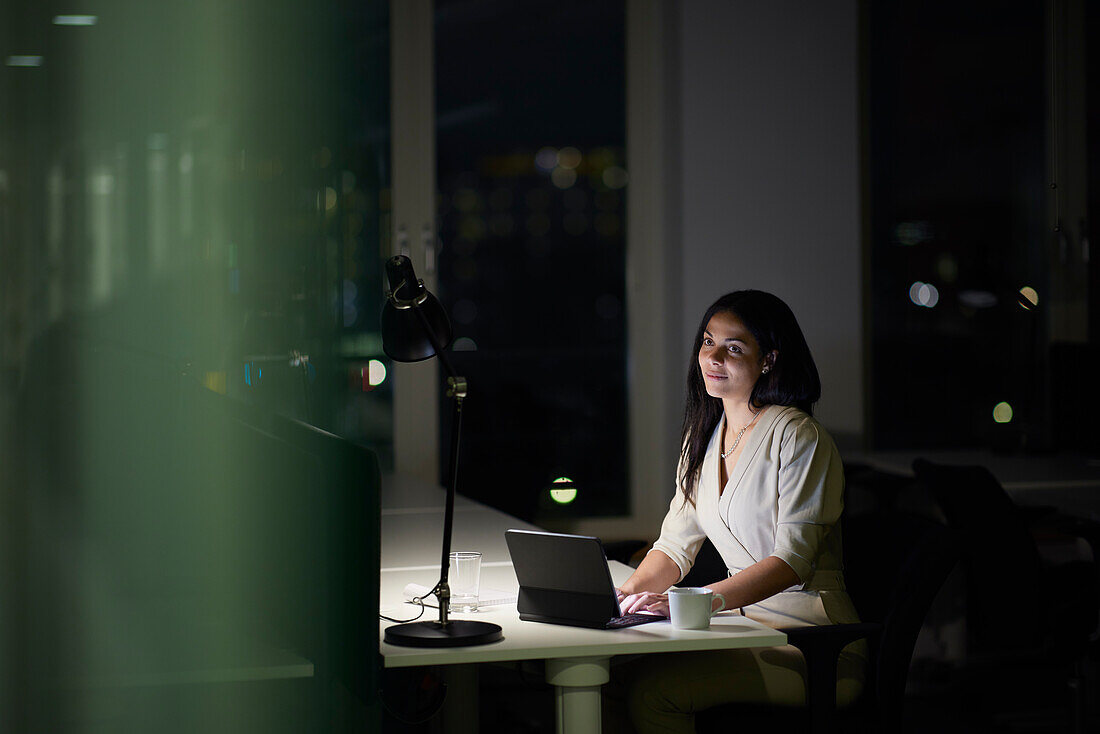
[992,402,1013,424]
[549,476,577,505]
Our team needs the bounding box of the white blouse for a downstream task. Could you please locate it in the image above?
[650,404,863,633]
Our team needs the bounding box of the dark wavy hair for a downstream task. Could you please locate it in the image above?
[678,290,821,505]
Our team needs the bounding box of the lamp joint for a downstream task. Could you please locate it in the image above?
[387,280,431,309]
[447,376,468,399]
[436,581,451,626]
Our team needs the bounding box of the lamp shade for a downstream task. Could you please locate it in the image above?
[380,256,454,363]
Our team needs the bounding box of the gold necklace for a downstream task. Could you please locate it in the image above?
[721,408,762,459]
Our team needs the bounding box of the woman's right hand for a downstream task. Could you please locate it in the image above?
[618,590,670,616]
[615,585,641,607]
[614,548,681,613]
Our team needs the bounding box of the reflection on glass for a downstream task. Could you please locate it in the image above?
[52,15,98,26]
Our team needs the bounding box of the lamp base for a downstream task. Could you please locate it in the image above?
[385,620,503,648]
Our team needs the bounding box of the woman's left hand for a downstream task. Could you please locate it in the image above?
[619,591,669,617]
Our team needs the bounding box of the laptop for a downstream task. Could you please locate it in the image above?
[504,529,666,629]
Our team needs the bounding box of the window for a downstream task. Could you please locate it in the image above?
[434,0,628,521]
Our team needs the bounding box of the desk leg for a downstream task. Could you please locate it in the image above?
[441,664,478,734]
[545,657,609,734]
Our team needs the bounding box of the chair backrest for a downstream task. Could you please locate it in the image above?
[843,511,958,728]
[912,458,1044,651]
[679,536,728,588]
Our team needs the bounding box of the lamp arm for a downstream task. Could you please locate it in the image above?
[434,393,464,626]
[411,305,459,380]
[406,304,467,627]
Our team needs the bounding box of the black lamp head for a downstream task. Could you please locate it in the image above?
[381,255,454,363]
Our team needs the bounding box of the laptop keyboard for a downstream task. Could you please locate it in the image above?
[606,613,666,629]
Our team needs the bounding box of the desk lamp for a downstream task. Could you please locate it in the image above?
[380,255,503,647]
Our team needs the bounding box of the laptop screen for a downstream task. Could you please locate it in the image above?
[505,529,623,618]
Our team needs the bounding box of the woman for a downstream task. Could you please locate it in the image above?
[613,290,865,733]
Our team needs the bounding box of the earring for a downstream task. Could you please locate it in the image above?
[762,366,770,374]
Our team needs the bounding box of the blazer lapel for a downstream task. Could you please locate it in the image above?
[716,405,784,565]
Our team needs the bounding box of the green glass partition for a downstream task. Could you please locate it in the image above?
[1,1,389,729]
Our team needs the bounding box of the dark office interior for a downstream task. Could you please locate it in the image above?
[2,0,1099,731]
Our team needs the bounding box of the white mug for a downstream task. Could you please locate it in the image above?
[668,587,726,630]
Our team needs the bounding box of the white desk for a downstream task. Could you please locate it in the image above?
[378,475,787,733]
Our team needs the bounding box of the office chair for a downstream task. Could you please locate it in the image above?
[912,458,1100,733]
[678,537,728,588]
[696,510,959,734]
[842,462,917,514]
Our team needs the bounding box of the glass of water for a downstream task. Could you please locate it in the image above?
[448,551,482,612]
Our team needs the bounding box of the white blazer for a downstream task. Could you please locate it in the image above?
[650,404,864,636]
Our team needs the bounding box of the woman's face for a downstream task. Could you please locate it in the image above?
[697,310,771,403]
